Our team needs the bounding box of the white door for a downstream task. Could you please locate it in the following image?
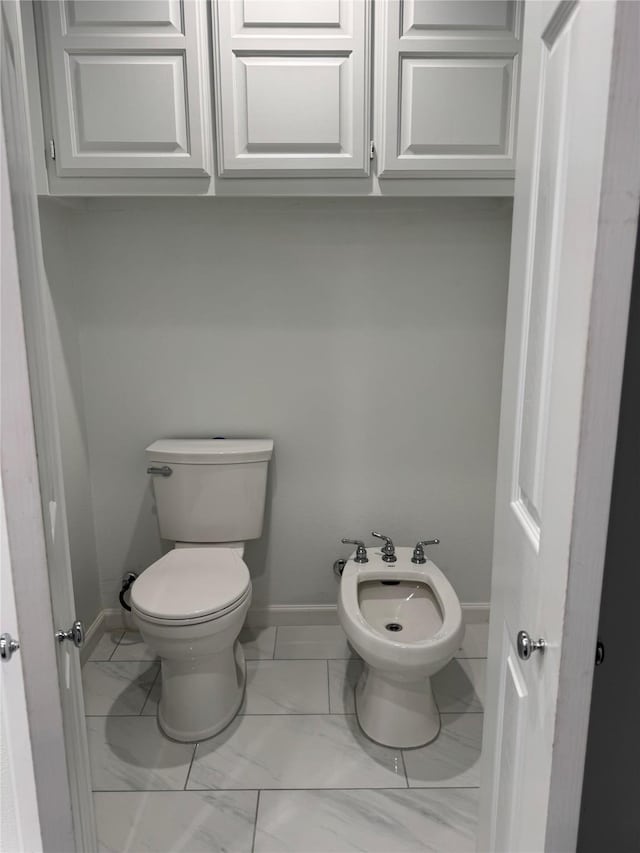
[375,0,521,177]
[1,107,43,849]
[1,4,96,851]
[479,2,640,851]
[0,473,42,853]
[37,0,212,177]
[213,0,371,176]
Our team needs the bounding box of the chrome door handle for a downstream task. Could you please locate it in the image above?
[0,632,20,662]
[517,630,545,660]
[55,620,85,649]
[147,466,172,477]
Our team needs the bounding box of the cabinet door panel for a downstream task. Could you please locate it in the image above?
[39,0,211,176]
[241,56,346,151]
[242,0,341,27]
[67,54,189,154]
[377,0,521,177]
[63,1,183,34]
[403,0,514,34]
[213,0,370,176]
[400,58,513,155]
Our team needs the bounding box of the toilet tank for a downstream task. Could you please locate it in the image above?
[145,439,273,543]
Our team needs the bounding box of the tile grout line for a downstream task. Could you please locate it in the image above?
[106,630,124,662]
[326,659,331,713]
[93,785,481,794]
[183,743,198,791]
[139,667,161,715]
[399,748,410,789]
[84,710,485,719]
[84,712,363,719]
[250,790,261,853]
[89,655,359,663]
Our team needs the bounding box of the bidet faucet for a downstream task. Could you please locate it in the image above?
[411,538,440,564]
[341,539,368,564]
[371,531,397,563]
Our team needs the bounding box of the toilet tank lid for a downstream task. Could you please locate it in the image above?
[145,438,274,464]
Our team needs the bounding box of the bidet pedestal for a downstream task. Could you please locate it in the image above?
[355,664,440,749]
[158,641,246,742]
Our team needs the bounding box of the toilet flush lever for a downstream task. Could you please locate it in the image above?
[147,466,172,477]
[411,539,440,564]
[341,539,368,564]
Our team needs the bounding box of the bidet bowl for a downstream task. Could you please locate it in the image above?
[339,561,463,677]
[338,547,464,747]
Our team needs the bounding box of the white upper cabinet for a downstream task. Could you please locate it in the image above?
[29,0,522,193]
[212,0,371,176]
[37,0,212,177]
[376,0,522,177]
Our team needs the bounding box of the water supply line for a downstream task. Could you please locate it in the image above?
[119,572,138,612]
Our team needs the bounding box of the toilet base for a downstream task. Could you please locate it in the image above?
[354,664,440,749]
[158,641,246,743]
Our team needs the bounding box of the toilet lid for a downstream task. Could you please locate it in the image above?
[131,548,250,621]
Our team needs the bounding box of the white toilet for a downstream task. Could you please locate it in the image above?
[131,438,273,742]
[338,545,464,748]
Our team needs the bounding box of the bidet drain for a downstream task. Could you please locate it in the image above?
[385,622,403,632]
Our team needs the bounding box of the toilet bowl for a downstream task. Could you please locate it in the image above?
[135,438,273,742]
[132,546,252,742]
[338,546,464,748]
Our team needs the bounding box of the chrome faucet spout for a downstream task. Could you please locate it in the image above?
[371,531,397,563]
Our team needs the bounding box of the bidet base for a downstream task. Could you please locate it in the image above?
[354,664,440,748]
[158,641,246,742]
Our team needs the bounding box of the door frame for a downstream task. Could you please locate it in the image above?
[1,2,94,850]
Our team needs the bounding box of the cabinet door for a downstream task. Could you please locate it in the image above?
[377,0,521,177]
[213,0,371,176]
[38,0,212,177]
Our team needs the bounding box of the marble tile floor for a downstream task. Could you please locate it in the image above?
[84,623,488,852]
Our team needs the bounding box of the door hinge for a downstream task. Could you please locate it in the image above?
[48,139,56,160]
[369,140,375,160]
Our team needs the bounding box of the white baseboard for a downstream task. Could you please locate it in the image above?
[103,606,136,631]
[245,602,490,627]
[87,601,490,644]
[80,609,106,665]
[245,605,339,627]
[462,603,490,624]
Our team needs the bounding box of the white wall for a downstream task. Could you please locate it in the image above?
[48,197,511,609]
[38,199,101,628]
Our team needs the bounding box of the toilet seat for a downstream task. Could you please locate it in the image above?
[132,547,251,626]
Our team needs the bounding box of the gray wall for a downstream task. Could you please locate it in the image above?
[41,197,511,611]
[38,199,101,628]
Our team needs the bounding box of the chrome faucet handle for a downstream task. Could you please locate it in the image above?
[411,538,440,564]
[341,538,368,564]
[371,531,397,563]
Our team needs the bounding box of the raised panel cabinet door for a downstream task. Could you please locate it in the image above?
[212,0,371,176]
[37,0,212,177]
[376,0,522,177]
